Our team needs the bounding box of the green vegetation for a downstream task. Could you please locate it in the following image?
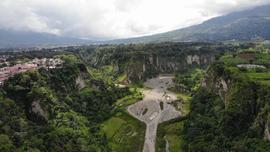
[245,71,270,85]
[176,93,192,115]
[157,49,270,152]
[157,76,192,152]
[114,88,143,108]
[180,50,270,152]
[219,50,270,86]
[101,87,145,152]
[101,111,145,152]
[220,54,249,66]
[0,54,132,152]
[156,120,186,152]
[173,69,205,94]
[72,42,238,82]
[1,42,270,152]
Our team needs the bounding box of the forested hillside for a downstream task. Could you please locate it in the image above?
[180,50,270,151]
[0,54,131,151]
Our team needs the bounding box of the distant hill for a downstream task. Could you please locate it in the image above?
[0,30,89,48]
[108,4,270,44]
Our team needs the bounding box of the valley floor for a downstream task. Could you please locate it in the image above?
[128,76,181,152]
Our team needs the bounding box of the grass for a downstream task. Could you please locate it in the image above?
[88,65,116,83]
[246,72,270,80]
[259,80,270,86]
[101,87,145,152]
[101,111,146,152]
[88,64,146,152]
[115,88,143,108]
[244,71,270,85]
[156,120,186,152]
[117,73,127,83]
[220,54,248,66]
[177,93,191,103]
[156,91,190,152]
[102,117,126,138]
[174,93,191,115]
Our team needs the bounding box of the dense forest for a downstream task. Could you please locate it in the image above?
[0,54,131,151]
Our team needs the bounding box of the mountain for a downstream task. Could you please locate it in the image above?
[1,4,270,48]
[108,4,270,44]
[0,29,89,48]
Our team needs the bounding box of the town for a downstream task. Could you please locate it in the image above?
[0,58,63,85]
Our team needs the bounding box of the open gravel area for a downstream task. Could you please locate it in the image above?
[128,75,181,152]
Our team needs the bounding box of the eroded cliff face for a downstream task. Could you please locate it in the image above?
[202,62,270,141]
[29,101,49,124]
[202,67,230,103]
[126,54,215,82]
[264,122,270,141]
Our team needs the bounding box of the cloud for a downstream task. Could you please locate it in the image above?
[0,0,270,40]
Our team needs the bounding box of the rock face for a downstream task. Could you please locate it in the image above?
[126,54,215,82]
[203,71,230,102]
[264,123,270,141]
[29,101,49,124]
[76,75,86,90]
[203,62,270,142]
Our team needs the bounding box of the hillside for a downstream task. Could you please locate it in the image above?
[108,4,270,44]
[0,54,137,151]
[169,50,270,151]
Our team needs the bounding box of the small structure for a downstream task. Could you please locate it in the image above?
[237,64,266,69]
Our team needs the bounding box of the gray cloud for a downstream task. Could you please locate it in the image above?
[0,0,270,40]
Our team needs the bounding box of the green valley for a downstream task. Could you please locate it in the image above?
[0,42,270,152]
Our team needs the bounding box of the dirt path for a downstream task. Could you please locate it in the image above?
[128,75,180,152]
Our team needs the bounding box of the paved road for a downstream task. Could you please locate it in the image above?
[128,76,180,152]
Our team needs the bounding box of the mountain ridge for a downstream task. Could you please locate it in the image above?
[1,4,270,47]
[106,4,270,44]
[0,29,90,48]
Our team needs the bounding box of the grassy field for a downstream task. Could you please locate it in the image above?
[101,111,146,152]
[116,73,127,83]
[245,72,270,85]
[220,54,248,66]
[156,92,190,152]
[156,120,186,152]
[115,88,143,108]
[101,88,146,152]
[176,93,191,115]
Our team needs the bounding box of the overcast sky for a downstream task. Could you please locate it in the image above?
[0,0,270,40]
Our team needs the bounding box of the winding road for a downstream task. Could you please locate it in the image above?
[128,75,181,152]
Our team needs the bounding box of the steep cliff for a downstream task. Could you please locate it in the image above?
[125,53,215,82]
[87,43,221,82]
[0,55,131,151]
[181,53,270,151]
[201,59,270,141]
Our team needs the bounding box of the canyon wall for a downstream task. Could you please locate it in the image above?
[125,53,215,82]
